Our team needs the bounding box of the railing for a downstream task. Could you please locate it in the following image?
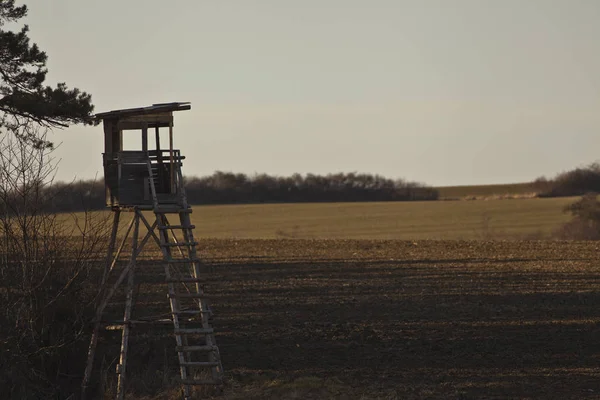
[103,150,186,207]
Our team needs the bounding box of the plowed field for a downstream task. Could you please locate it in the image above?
[113,239,600,399]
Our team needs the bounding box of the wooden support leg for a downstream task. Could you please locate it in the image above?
[82,210,121,400]
[116,211,141,400]
[101,211,121,287]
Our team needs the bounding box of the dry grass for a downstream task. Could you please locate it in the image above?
[190,198,573,240]
[64,197,576,241]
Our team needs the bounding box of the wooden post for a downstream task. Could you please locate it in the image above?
[116,210,141,400]
[82,214,151,400]
[107,215,137,274]
[155,126,164,192]
[100,211,121,293]
[141,123,148,152]
[155,126,161,152]
[169,119,174,193]
[82,210,120,400]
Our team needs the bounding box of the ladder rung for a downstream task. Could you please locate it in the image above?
[166,277,205,283]
[180,379,222,385]
[158,225,195,230]
[174,328,214,334]
[180,361,220,367]
[162,241,198,247]
[168,293,209,299]
[176,345,217,352]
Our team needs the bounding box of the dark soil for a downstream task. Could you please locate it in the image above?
[100,240,600,399]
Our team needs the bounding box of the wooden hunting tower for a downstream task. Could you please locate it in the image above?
[99,102,190,208]
[82,103,223,400]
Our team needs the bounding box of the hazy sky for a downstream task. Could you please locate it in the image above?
[22,0,600,186]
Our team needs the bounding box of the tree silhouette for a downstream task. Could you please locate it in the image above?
[0,1,94,147]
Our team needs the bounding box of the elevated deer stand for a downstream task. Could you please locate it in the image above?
[81,103,223,400]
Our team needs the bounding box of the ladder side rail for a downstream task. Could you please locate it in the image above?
[155,211,192,399]
[179,211,224,381]
[158,215,193,365]
[174,150,223,381]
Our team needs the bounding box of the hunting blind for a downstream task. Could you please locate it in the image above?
[82,103,223,400]
[100,102,188,208]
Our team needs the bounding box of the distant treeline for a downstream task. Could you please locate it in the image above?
[43,171,438,212]
[534,163,600,197]
[185,172,438,204]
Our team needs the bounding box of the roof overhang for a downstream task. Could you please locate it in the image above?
[95,102,191,121]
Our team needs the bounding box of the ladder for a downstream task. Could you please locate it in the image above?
[148,157,224,399]
[82,153,224,400]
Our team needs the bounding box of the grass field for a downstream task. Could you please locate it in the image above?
[97,239,600,399]
[70,196,578,241]
[180,197,575,240]
[435,182,538,199]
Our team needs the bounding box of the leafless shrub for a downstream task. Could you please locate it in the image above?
[0,127,110,398]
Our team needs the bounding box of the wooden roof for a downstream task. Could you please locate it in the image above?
[95,102,191,120]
